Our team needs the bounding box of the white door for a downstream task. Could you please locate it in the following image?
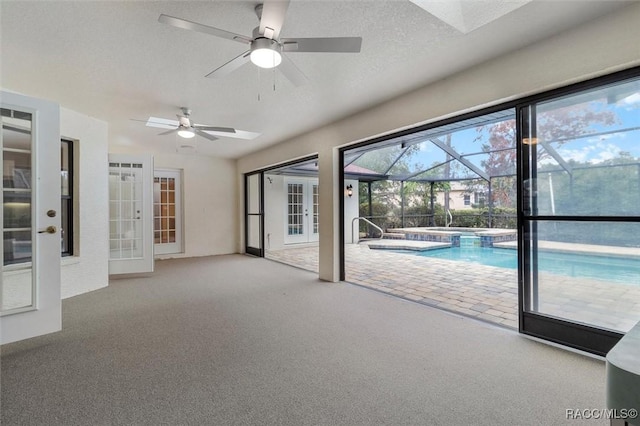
[1,91,61,345]
[284,178,319,244]
[108,154,154,274]
[153,169,183,255]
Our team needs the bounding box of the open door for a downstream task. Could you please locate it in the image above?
[1,91,62,344]
[108,154,154,275]
[245,172,264,257]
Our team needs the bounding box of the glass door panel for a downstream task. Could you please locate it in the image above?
[245,172,263,257]
[284,178,318,244]
[520,73,640,354]
[109,162,144,259]
[153,169,182,255]
[286,182,305,242]
[312,183,319,238]
[2,111,33,311]
[108,154,154,274]
[525,220,640,333]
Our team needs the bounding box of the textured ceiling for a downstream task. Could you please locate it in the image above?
[0,1,634,159]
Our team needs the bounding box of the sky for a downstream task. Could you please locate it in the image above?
[352,82,640,177]
[550,94,640,165]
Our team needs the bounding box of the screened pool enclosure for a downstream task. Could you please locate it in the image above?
[248,68,640,355]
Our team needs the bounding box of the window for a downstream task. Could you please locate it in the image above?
[463,194,471,206]
[61,139,73,256]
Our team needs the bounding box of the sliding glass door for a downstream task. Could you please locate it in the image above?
[519,73,640,355]
[245,172,264,257]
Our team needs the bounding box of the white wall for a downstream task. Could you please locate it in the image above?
[107,148,239,258]
[60,107,110,298]
[237,3,640,281]
[264,175,359,248]
[264,173,285,251]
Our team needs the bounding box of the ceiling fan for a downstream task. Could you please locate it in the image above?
[137,107,259,141]
[158,0,362,85]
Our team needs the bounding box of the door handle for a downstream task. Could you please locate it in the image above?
[38,225,57,234]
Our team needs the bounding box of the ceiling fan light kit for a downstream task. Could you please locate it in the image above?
[250,38,282,69]
[177,126,195,139]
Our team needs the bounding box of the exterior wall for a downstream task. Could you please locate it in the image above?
[60,107,110,298]
[264,175,359,249]
[264,173,285,251]
[436,182,475,211]
[107,147,239,258]
[237,3,640,281]
[437,190,468,211]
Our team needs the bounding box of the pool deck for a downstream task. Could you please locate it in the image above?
[266,243,640,332]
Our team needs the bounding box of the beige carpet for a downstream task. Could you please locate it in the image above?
[1,255,606,425]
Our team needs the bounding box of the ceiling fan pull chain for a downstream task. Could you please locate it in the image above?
[257,68,262,101]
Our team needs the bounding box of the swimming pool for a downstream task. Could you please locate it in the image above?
[408,243,640,285]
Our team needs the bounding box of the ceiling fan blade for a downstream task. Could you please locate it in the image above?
[205,50,251,78]
[278,55,309,87]
[194,125,236,133]
[204,129,261,140]
[259,0,290,40]
[158,128,178,136]
[158,14,252,44]
[195,129,218,141]
[138,117,179,129]
[281,37,362,53]
[278,55,308,87]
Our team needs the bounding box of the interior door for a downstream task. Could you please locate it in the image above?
[1,91,62,345]
[108,154,154,274]
[284,178,319,244]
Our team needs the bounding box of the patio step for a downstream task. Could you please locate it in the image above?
[382,232,406,240]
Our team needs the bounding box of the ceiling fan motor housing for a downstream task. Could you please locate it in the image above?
[178,116,191,127]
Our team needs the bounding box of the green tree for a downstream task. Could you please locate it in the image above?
[475,103,617,208]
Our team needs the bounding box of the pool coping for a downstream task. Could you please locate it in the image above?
[363,240,450,251]
[494,240,640,259]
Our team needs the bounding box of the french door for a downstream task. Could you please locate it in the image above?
[153,169,183,255]
[108,154,154,274]
[1,91,61,344]
[284,178,319,244]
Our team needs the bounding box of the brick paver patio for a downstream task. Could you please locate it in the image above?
[266,243,640,332]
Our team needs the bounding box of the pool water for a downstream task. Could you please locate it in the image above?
[410,244,640,285]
